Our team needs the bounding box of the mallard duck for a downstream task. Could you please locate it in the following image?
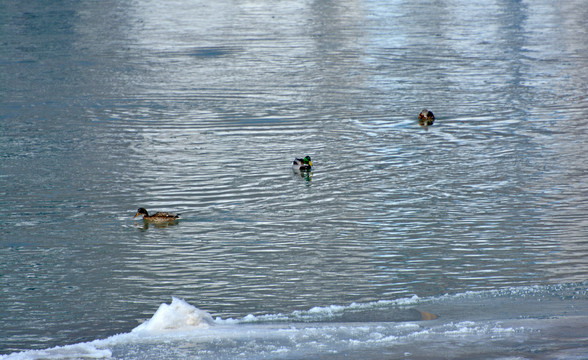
[418,109,435,126]
[134,208,180,222]
[292,156,312,171]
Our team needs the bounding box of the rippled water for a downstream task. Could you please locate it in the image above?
[2,0,588,356]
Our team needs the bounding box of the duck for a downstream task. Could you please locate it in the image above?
[134,208,180,222]
[292,156,312,171]
[418,109,435,126]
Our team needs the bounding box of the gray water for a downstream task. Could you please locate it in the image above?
[2,0,588,358]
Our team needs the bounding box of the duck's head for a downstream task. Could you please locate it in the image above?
[303,156,312,166]
[419,109,435,120]
[135,208,149,218]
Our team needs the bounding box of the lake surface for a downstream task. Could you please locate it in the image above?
[2,0,588,358]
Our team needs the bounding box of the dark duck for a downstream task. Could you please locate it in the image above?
[292,156,312,171]
[418,109,435,126]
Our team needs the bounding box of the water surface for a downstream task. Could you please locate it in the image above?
[1,0,588,357]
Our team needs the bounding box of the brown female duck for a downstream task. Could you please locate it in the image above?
[134,208,180,222]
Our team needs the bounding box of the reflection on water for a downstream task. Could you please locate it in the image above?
[1,0,588,354]
[296,170,313,183]
[135,220,181,231]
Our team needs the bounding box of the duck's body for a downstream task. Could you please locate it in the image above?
[134,208,180,222]
[418,109,435,126]
[292,156,312,171]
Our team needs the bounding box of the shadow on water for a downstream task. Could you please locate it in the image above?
[188,46,241,58]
